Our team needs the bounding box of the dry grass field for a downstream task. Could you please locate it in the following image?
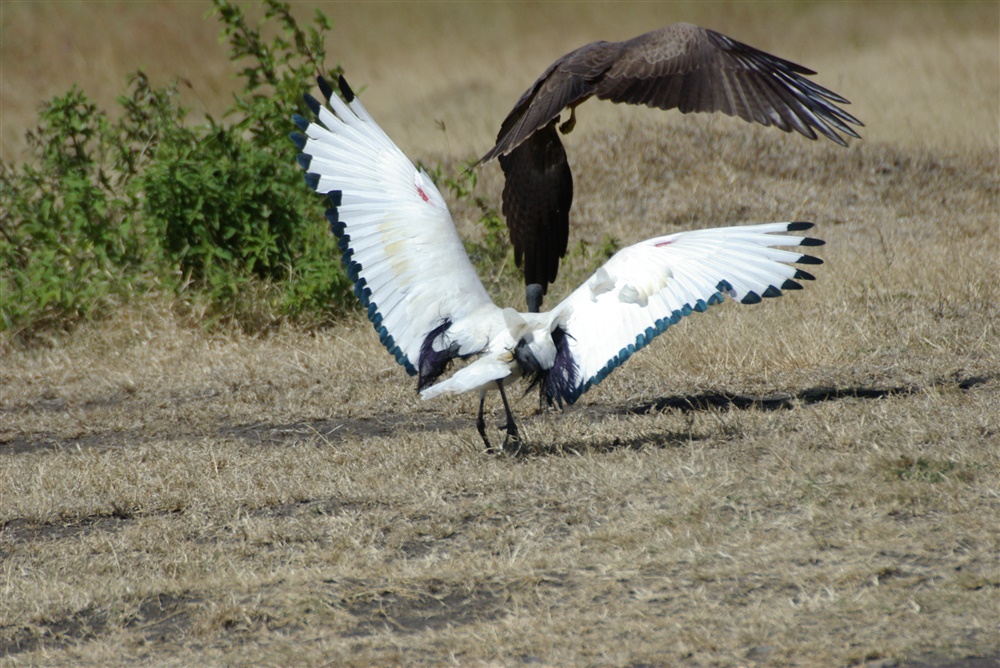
[2,2,999,666]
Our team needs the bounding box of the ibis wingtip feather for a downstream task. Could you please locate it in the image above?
[338,75,355,102]
[317,75,334,103]
[303,93,321,118]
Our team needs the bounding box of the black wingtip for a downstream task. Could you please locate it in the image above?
[797,255,824,265]
[326,207,347,239]
[304,93,321,118]
[741,291,763,305]
[292,115,309,132]
[761,285,783,299]
[800,237,826,247]
[793,269,816,281]
[296,154,311,171]
[338,75,355,103]
[317,75,334,103]
[325,207,340,227]
[781,279,804,291]
[327,190,343,207]
[787,222,814,232]
[289,131,307,150]
[304,172,320,191]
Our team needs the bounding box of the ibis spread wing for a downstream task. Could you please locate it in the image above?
[549,222,824,404]
[292,77,495,376]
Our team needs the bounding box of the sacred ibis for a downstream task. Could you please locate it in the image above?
[476,23,861,312]
[292,75,825,453]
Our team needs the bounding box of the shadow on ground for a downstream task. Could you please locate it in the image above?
[3,374,994,458]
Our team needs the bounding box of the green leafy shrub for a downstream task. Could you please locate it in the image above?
[140,124,347,324]
[1,0,504,341]
[0,83,161,335]
[1,0,351,339]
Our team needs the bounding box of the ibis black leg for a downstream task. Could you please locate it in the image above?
[476,390,492,451]
[495,380,523,455]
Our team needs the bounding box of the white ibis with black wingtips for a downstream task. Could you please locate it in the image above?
[291,75,825,453]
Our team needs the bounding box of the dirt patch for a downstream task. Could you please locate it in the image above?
[0,428,151,456]
[0,513,134,546]
[335,578,509,637]
[219,413,473,448]
[0,410,470,458]
[1,593,199,659]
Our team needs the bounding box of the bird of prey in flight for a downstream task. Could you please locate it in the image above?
[477,22,861,312]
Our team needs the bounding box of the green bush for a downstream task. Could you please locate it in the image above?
[0,84,158,334]
[1,0,503,341]
[1,0,350,339]
[140,124,348,325]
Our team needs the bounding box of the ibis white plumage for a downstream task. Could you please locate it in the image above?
[291,76,825,452]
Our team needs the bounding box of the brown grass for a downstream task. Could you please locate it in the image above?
[2,2,999,667]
